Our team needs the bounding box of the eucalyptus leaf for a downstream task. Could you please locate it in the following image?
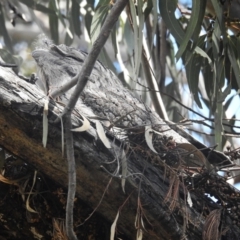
[71,115,90,132]
[202,48,214,101]
[49,0,59,44]
[110,211,119,240]
[214,101,223,150]
[96,121,111,149]
[71,0,81,37]
[187,191,193,207]
[228,37,240,90]
[185,52,203,108]
[159,0,184,44]
[121,149,127,193]
[145,126,158,154]
[42,98,49,148]
[210,0,225,32]
[90,5,109,43]
[176,0,206,60]
[111,24,118,56]
[0,5,13,53]
[129,0,144,78]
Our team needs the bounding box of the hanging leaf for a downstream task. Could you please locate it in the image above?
[129,0,144,78]
[228,37,240,90]
[71,0,81,37]
[159,0,184,44]
[136,229,143,240]
[110,211,119,240]
[49,0,59,44]
[202,48,214,101]
[187,191,193,207]
[71,115,90,132]
[90,1,109,43]
[193,47,212,65]
[0,5,13,53]
[96,121,111,148]
[42,98,49,148]
[121,149,127,193]
[185,51,203,108]
[176,0,207,60]
[145,126,158,154]
[214,102,223,150]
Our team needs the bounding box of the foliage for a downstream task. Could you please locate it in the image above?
[1,0,240,151]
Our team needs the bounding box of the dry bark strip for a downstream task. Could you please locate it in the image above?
[0,66,239,239]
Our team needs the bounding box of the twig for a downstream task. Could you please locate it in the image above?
[77,178,113,227]
[64,114,77,240]
[60,0,129,239]
[134,80,240,131]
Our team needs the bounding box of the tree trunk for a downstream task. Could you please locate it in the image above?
[0,64,239,240]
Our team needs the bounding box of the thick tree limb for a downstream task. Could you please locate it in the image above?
[0,65,240,239]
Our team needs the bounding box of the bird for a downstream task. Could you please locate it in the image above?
[32,39,213,172]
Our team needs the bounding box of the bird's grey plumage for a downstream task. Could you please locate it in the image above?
[32,43,167,129]
[32,41,198,162]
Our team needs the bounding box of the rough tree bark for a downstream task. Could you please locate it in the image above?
[0,54,240,239]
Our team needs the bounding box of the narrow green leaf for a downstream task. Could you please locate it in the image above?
[159,0,211,66]
[185,35,208,108]
[159,0,184,44]
[123,20,135,56]
[129,0,144,78]
[136,0,144,75]
[49,0,59,44]
[185,52,203,108]
[210,0,224,27]
[228,38,240,89]
[216,55,225,88]
[202,49,214,101]
[214,101,223,151]
[210,0,227,45]
[90,5,109,43]
[151,0,158,49]
[71,0,81,37]
[176,0,206,60]
[111,24,118,56]
[194,47,212,65]
[0,5,13,53]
